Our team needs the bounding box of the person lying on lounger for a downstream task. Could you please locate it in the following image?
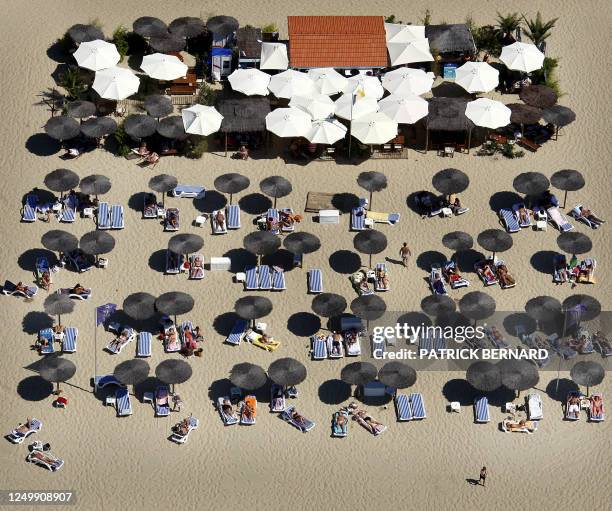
[578,207,605,227]
[503,418,537,432]
[350,408,386,435]
[567,395,581,418]
[265,216,279,232]
[576,260,595,283]
[14,418,34,434]
[30,450,60,465]
[259,334,277,347]
[334,411,348,428]
[344,330,358,347]
[569,333,591,354]
[15,282,35,297]
[173,416,192,436]
[272,387,284,410]
[221,399,236,418]
[590,395,604,416]
[359,278,372,294]
[477,263,496,282]
[242,402,255,421]
[495,264,515,287]
[291,409,308,427]
[594,332,612,352]
[432,276,446,294]
[143,152,160,166]
[109,329,131,351]
[167,212,179,228]
[215,210,226,231]
[447,195,467,215]
[235,145,249,160]
[132,143,150,157]
[376,268,389,289]
[331,332,342,355]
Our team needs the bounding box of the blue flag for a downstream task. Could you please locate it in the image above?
[96,303,117,326]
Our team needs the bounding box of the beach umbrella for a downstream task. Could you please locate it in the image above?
[206,15,239,36]
[351,295,386,331]
[465,98,511,129]
[442,231,473,252]
[455,62,499,93]
[133,16,168,38]
[550,169,585,208]
[354,230,387,268]
[498,359,539,397]
[525,296,562,324]
[500,42,545,73]
[268,70,315,99]
[114,359,150,393]
[512,172,550,199]
[168,16,206,38]
[124,114,158,139]
[157,116,187,140]
[123,292,157,321]
[305,119,347,145]
[156,359,193,393]
[432,168,470,198]
[260,42,289,70]
[289,94,335,120]
[334,94,379,121]
[260,176,292,208]
[144,95,173,118]
[41,230,78,256]
[377,94,428,124]
[44,294,74,327]
[149,33,186,53]
[45,116,80,142]
[268,358,307,387]
[243,231,281,264]
[557,232,592,255]
[214,173,249,204]
[149,173,177,207]
[351,112,398,145]
[570,361,605,396]
[357,171,387,208]
[343,75,385,99]
[477,229,513,259]
[307,68,348,96]
[141,53,188,80]
[311,293,347,318]
[39,357,76,395]
[384,23,425,43]
[155,292,194,322]
[181,104,223,136]
[459,292,496,323]
[503,312,537,337]
[382,67,434,96]
[228,68,270,96]
[265,108,311,138]
[507,103,542,125]
[44,168,79,197]
[542,106,576,140]
[519,84,558,109]
[421,295,456,316]
[229,363,267,391]
[340,361,377,386]
[73,39,120,71]
[234,296,273,327]
[80,117,117,139]
[466,361,501,392]
[387,39,434,66]
[283,232,321,266]
[93,67,140,100]
[80,174,111,199]
[67,24,104,44]
[168,233,204,258]
[66,100,96,119]
[80,231,115,263]
[563,295,601,322]
[378,361,417,389]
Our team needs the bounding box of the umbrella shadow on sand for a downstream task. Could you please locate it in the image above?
[331,193,360,213]
[489,191,524,213]
[17,376,54,401]
[318,379,352,405]
[148,249,167,273]
[545,378,579,402]
[25,133,61,156]
[239,193,272,215]
[207,378,234,403]
[22,188,56,206]
[416,250,447,271]
[454,249,486,273]
[128,192,149,212]
[194,190,227,213]
[133,376,164,402]
[329,250,361,274]
[222,248,257,273]
[18,248,58,272]
[22,311,54,335]
[212,312,242,337]
[287,312,321,337]
[262,249,295,272]
[530,251,560,274]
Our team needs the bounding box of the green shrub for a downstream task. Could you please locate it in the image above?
[533,57,562,96]
[58,66,88,100]
[112,26,129,62]
[262,23,278,33]
[419,9,432,26]
[111,122,131,157]
[471,24,502,56]
[196,83,216,106]
[385,15,403,24]
[184,137,209,159]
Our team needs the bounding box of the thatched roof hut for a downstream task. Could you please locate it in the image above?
[425,24,477,56]
[216,96,271,133]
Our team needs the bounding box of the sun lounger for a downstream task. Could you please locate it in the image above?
[170,416,199,444]
[395,394,413,421]
[22,194,38,222]
[494,260,516,289]
[474,259,498,286]
[570,327,595,354]
[37,328,54,354]
[115,387,132,416]
[265,208,281,234]
[35,257,51,289]
[419,331,434,355]
[137,331,152,357]
[105,328,135,354]
[171,185,205,199]
[519,333,551,368]
[499,208,520,233]
[513,203,532,228]
[311,335,328,360]
[430,264,447,295]
[2,280,38,298]
[240,396,257,425]
[326,334,344,358]
[225,320,247,346]
[374,263,390,291]
[60,195,78,223]
[570,204,605,229]
[165,208,180,231]
[211,209,228,234]
[8,418,42,444]
[501,418,538,433]
[62,326,78,353]
[366,210,401,225]
[245,266,258,290]
[246,330,281,352]
[484,326,510,349]
[63,250,94,273]
[279,208,297,232]
[281,406,315,432]
[164,326,181,353]
[593,333,612,357]
[217,396,239,425]
[165,250,182,275]
[474,396,490,423]
[189,254,204,280]
[59,287,91,300]
[527,393,543,420]
[143,193,159,218]
[110,204,124,229]
[553,254,568,283]
[547,207,574,232]
[307,268,323,293]
[332,410,349,437]
[258,265,271,290]
[588,394,605,422]
[155,386,170,417]
[565,391,583,420]
[442,260,469,289]
[26,449,64,471]
[410,393,427,419]
[270,384,286,413]
[548,333,577,359]
[226,204,240,229]
[343,329,361,356]
[271,267,286,291]
[351,206,367,231]
[96,202,110,229]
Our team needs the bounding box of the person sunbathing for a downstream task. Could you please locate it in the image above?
[190,257,204,278]
[359,278,372,294]
[221,399,235,418]
[496,264,515,287]
[376,268,389,289]
[331,332,342,355]
[173,416,191,436]
[517,206,530,224]
[291,410,308,427]
[477,263,496,282]
[133,143,150,157]
[579,207,605,227]
[143,152,160,166]
[503,418,536,432]
[432,276,446,294]
[109,329,130,351]
[334,411,348,428]
[594,332,612,352]
[449,196,464,215]
[71,283,88,295]
[215,209,226,231]
[353,410,385,435]
[14,418,33,434]
[30,450,59,464]
[15,282,32,295]
[567,395,581,418]
[279,210,297,229]
[265,216,278,232]
[569,333,591,354]
[259,334,277,346]
[242,402,255,420]
[576,260,594,283]
[166,327,178,345]
[272,387,284,410]
[236,145,249,160]
[590,395,604,416]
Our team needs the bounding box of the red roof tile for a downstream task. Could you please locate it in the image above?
[288,16,388,68]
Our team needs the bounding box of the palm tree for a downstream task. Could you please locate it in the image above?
[496,12,521,39]
[522,12,558,48]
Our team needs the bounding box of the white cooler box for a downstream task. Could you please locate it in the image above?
[209,257,231,271]
[319,209,340,224]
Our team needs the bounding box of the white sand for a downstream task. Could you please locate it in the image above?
[1,1,611,510]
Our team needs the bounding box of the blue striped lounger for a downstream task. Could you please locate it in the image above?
[116,387,132,416]
[372,337,385,358]
[227,205,240,229]
[308,269,323,293]
[409,393,426,419]
[258,265,271,290]
[351,207,366,230]
[38,328,54,354]
[245,266,258,290]
[419,333,433,356]
[433,335,446,354]
[110,204,124,229]
[311,335,328,360]
[61,196,77,223]
[499,208,520,233]
[272,267,286,290]
[266,209,280,234]
[395,394,413,421]
[62,327,78,353]
[97,202,110,229]
[226,320,247,345]
[474,396,490,423]
[22,194,38,222]
[137,332,152,357]
[155,386,170,416]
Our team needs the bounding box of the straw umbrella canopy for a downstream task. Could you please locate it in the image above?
[432,168,469,199]
[465,98,511,129]
[421,294,456,317]
[144,95,173,118]
[334,95,379,121]
[500,42,545,73]
[168,233,204,258]
[260,176,292,208]
[265,108,311,138]
[387,40,434,66]
[39,357,76,395]
[149,174,177,207]
[268,69,316,99]
[93,67,140,100]
[155,292,194,322]
[283,232,320,266]
[459,291,496,323]
[557,232,592,256]
[214,173,250,204]
[455,61,499,93]
[141,53,188,81]
[156,359,193,393]
[498,359,539,397]
[243,231,281,264]
[80,231,115,263]
[351,112,398,145]
[68,24,104,44]
[550,169,585,208]
[229,363,267,391]
[80,174,111,199]
[378,362,417,389]
[149,33,186,53]
[228,68,271,96]
[45,116,80,142]
[477,229,513,259]
[181,104,223,136]
[66,100,96,119]
[507,103,542,125]
[343,75,385,99]
[570,361,605,396]
[44,168,79,197]
[354,230,387,268]
[341,361,377,386]
[562,295,601,322]
[73,40,120,71]
[519,85,558,109]
[307,68,348,96]
[114,359,150,393]
[377,94,429,124]
[466,361,501,392]
[513,172,550,198]
[124,114,158,139]
[123,292,157,321]
[311,293,347,318]
[525,296,562,324]
[133,17,168,38]
[157,116,187,140]
[442,231,473,252]
[268,358,307,388]
[305,119,347,145]
[80,117,117,139]
[542,105,576,140]
[44,293,74,327]
[382,67,434,96]
[206,16,239,36]
[234,296,273,327]
[351,295,386,331]
[289,94,335,120]
[168,17,206,38]
[41,230,78,256]
[357,171,387,208]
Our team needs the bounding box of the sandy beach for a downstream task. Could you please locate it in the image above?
[1,1,611,510]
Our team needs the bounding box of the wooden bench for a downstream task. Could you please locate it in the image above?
[166,84,196,96]
[517,137,540,152]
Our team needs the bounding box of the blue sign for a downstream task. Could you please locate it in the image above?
[443,63,457,79]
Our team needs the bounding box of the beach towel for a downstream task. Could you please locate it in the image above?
[332,410,349,437]
[241,396,257,425]
[474,396,490,423]
[137,331,152,357]
[62,326,78,353]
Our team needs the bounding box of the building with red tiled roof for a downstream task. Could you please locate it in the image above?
[288,16,388,69]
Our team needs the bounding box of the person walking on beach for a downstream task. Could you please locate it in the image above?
[399,243,412,267]
[478,466,487,487]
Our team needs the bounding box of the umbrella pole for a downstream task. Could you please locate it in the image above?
[467,129,472,154]
[229,193,233,205]
[93,308,97,393]
[424,128,428,154]
[225,133,228,157]
[273,197,277,209]
[56,382,61,395]
[369,253,372,269]
[555,126,559,141]
[369,191,373,209]
[562,190,568,209]
[58,314,61,328]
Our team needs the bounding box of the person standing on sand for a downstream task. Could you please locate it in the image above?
[479,466,487,487]
[399,243,412,267]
